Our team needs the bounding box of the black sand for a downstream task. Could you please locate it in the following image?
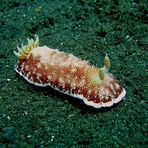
[0,0,147,147]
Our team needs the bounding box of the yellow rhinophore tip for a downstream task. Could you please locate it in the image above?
[99,68,104,80]
[14,34,39,59]
[104,54,110,69]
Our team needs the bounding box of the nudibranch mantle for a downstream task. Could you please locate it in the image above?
[14,35,126,108]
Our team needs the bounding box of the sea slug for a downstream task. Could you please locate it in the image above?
[14,35,126,108]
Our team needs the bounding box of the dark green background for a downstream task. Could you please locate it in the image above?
[0,0,147,147]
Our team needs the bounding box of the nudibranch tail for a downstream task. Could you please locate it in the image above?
[14,35,39,59]
[14,35,126,109]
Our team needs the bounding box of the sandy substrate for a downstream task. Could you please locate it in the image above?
[0,0,147,147]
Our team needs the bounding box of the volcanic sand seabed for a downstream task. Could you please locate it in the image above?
[0,0,147,147]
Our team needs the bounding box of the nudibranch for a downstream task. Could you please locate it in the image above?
[14,35,126,108]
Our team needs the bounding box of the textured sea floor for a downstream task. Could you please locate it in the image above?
[0,0,147,147]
